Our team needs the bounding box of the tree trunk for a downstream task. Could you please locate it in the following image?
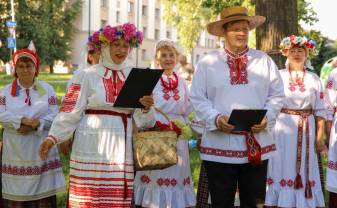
[255,0,298,68]
[49,65,54,74]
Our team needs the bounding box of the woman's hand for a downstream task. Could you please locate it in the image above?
[21,117,40,129]
[39,138,55,160]
[59,139,73,156]
[17,124,34,135]
[316,139,328,155]
[139,95,154,111]
[252,117,268,133]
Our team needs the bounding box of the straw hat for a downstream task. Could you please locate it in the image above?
[207,6,266,37]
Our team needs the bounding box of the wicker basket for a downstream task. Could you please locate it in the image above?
[133,107,178,171]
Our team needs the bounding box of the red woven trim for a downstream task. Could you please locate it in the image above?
[69,181,126,187]
[2,159,61,176]
[60,83,81,112]
[199,144,276,158]
[69,174,134,182]
[0,96,6,105]
[70,167,133,174]
[70,159,133,166]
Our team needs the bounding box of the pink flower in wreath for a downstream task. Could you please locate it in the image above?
[122,23,137,41]
[103,25,118,42]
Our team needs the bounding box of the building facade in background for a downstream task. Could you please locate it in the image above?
[71,0,218,69]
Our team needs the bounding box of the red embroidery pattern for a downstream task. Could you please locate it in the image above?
[2,159,61,176]
[328,160,337,170]
[60,83,81,112]
[278,178,315,188]
[160,72,180,101]
[48,96,57,105]
[327,80,333,89]
[140,175,151,184]
[225,48,249,85]
[320,92,324,99]
[102,71,125,103]
[288,69,306,92]
[183,177,191,186]
[69,186,133,199]
[156,178,179,187]
[267,177,274,185]
[199,144,276,158]
[0,96,6,105]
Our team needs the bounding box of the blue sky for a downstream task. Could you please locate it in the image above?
[301,0,337,40]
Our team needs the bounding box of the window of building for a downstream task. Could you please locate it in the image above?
[155,8,160,18]
[143,27,147,38]
[142,49,147,61]
[142,5,148,16]
[155,29,160,40]
[101,20,107,28]
[101,0,107,8]
[117,0,120,8]
[116,11,120,23]
[128,1,134,13]
[166,31,171,38]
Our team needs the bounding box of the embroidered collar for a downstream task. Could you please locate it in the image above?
[96,64,127,81]
[224,47,249,58]
[224,47,249,85]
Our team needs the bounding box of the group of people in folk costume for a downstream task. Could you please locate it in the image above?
[1,5,337,208]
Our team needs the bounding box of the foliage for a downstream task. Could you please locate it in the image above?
[0,0,82,72]
[163,0,318,54]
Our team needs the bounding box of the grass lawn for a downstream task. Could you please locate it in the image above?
[0,72,329,207]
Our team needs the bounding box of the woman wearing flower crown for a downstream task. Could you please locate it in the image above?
[264,35,326,208]
[0,42,66,207]
[38,23,155,207]
[133,39,196,208]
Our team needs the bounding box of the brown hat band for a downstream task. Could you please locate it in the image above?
[224,13,248,18]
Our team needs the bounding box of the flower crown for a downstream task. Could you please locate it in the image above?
[90,23,143,50]
[279,35,318,59]
[87,31,101,52]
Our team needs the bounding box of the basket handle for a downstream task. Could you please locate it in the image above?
[153,106,173,129]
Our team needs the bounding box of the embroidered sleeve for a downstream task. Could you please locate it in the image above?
[189,61,221,131]
[60,83,81,112]
[313,76,326,119]
[0,88,22,129]
[37,84,59,135]
[48,70,90,144]
[325,71,337,121]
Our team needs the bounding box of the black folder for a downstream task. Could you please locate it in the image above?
[228,109,267,132]
[113,68,163,108]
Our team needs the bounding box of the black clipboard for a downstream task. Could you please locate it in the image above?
[228,109,267,132]
[113,68,163,108]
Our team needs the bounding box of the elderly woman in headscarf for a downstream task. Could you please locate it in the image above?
[39,23,155,207]
[0,42,65,208]
[264,35,326,208]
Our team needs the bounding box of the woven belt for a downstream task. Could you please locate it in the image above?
[85,109,131,199]
[231,130,262,166]
[280,108,313,198]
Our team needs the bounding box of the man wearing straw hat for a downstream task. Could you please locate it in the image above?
[190,6,285,207]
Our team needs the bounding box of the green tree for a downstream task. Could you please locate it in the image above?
[0,1,12,62]
[162,0,246,54]
[163,0,318,60]
[0,0,82,73]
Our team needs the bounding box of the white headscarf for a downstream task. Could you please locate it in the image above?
[100,44,128,71]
